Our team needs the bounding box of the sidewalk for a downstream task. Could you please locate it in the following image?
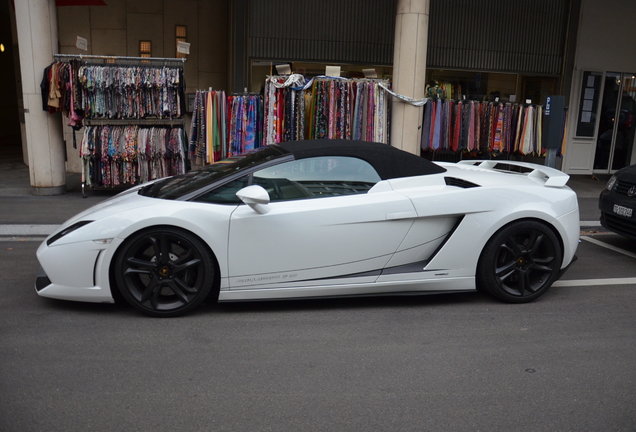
[0,150,606,228]
[0,148,115,226]
[567,173,608,226]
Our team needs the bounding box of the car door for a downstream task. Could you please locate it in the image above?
[227,156,417,290]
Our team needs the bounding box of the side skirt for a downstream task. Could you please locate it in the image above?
[218,276,476,301]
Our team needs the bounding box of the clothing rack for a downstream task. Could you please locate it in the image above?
[79,122,188,197]
[46,56,189,195]
[84,118,185,126]
[44,56,188,197]
[420,97,546,159]
[53,54,186,67]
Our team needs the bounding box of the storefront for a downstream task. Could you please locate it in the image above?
[566,70,636,174]
[562,0,636,175]
[239,0,572,102]
[423,70,558,106]
[235,0,574,165]
[8,0,636,195]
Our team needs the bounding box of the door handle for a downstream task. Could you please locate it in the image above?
[386,211,418,220]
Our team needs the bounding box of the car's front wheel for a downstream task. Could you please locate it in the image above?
[115,227,215,317]
[477,220,562,303]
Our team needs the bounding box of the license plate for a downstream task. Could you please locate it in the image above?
[613,204,633,218]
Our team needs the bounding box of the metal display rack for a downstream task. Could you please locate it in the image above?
[51,54,187,197]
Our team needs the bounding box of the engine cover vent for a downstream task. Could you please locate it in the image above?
[445,177,480,189]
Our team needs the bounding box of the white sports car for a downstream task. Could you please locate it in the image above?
[36,140,580,317]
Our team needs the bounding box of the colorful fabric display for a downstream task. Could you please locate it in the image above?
[189,90,265,163]
[189,90,228,165]
[307,78,389,144]
[42,61,186,122]
[421,99,548,156]
[80,124,187,187]
[43,58,187,190]
[227,94,263,155]
[188,75,392,165]
[77,64,185,120]
[264,75,390,146]
[264,76,306,145]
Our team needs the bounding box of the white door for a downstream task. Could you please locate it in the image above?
[226,156,417,289]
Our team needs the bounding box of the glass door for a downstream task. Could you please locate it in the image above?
[593,72,636,173]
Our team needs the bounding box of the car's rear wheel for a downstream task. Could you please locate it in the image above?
[477,220,562,303]
[115,227,215,317]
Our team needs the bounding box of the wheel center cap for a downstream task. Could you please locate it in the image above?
[517,257,525,266]
[159,266,170,277]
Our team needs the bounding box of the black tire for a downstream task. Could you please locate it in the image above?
[477,220,562,303]
[115,227,215,317]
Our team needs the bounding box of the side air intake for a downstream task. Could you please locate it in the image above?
[445,177,480,189]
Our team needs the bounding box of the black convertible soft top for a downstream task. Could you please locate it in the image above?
[142,139,447,200]
[276,139,446,180]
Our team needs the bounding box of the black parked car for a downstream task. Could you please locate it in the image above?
[599,164,636,240]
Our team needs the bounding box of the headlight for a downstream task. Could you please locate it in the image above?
[46,221,93,246]
[605,175,617,191]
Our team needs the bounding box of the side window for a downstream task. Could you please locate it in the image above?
[252,156,381,202]
[194,175,249,204]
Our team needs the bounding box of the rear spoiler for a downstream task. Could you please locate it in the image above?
[456,160,570,188]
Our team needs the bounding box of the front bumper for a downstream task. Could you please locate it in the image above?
[599,191,636,240]
[35,267,51,292]
[34,266,115,303]
[35,239,117,303]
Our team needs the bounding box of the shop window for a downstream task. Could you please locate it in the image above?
[424,69,559,105]
[139,41,152,58]
[425,70,518,102]
[176,25,187,59]
[249,60,393,93]
[521,76,557,105]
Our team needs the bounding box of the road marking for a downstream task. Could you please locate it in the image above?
[0,224,59,236]
[580,236,636,259]
[580,220,602,227]
[0,237,47,242]
[554,277,636,287]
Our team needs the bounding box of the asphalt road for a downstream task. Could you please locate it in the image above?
[1,229,635,431]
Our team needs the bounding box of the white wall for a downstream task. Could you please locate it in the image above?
[575,0,636,72]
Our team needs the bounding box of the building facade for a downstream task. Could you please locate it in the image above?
[562,0,636,175]
[1,0,635,193]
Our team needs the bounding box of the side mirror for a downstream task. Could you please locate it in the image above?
[236,185,271,214]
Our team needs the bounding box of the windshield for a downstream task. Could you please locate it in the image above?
[139,145,290,200]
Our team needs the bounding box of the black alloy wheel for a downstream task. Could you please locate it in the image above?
[115,227,215,317]
[477,220,563,303]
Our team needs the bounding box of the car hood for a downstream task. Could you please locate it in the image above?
[63,184,155,227]
[615,164,636,182]
[44,186,163,248]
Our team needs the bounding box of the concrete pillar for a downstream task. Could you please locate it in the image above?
[15,0,66,195]
[391,0,429,155]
